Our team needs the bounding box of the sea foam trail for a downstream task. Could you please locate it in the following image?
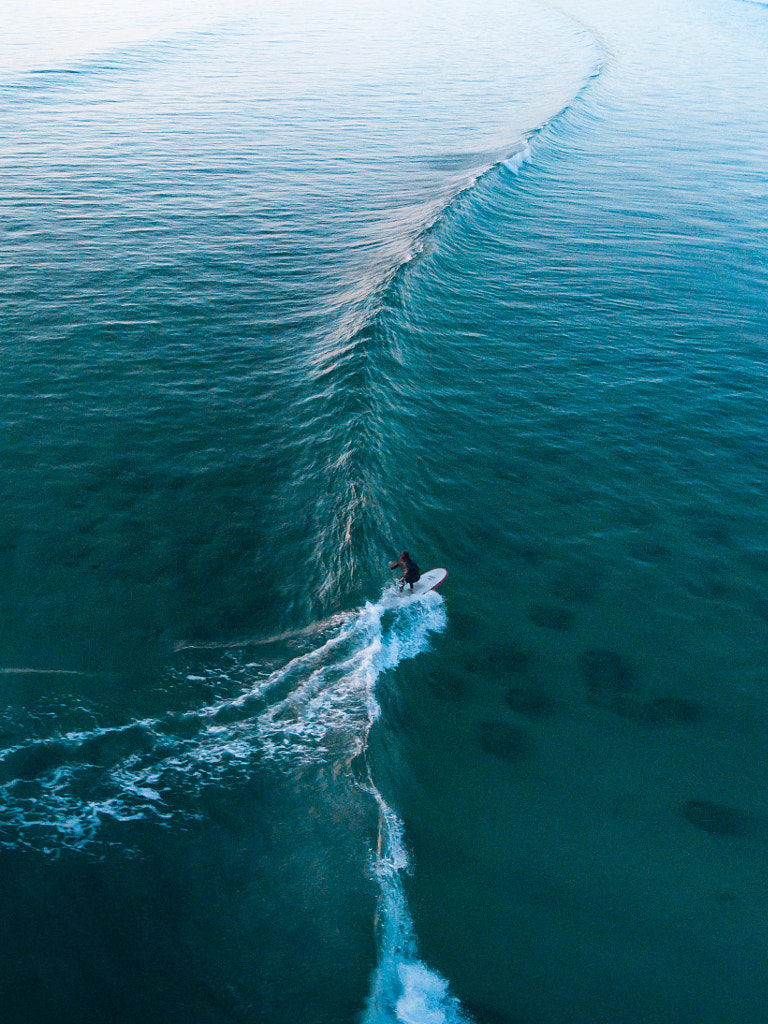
[0,591,443,847]
[364,790,471,1024]
[249,590,468,1024]
[0,588,464,1021]
[247,590,469,1023]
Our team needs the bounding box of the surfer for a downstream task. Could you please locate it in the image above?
[389,550,421,592]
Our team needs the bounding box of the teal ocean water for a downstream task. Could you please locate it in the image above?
[2,0,768,1021]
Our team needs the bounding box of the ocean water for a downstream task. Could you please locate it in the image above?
[1,0,767,1021]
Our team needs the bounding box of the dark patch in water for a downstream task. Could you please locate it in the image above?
[680,800,750,836]
[751,595,768,624]
[478,721,533,762]
[685,508,735,546]
[506,533,548,565]
[0,741,71,784]
[527,604,574,630]
[479,643,536,675]
[683,564,730,601]
[581,649,635,699]
[505,687,557,718]
[8,778,44,799]
[77,725,156,767]
[463,1001,529,1024]
[741,547,768,572]
[611,694,705,726]
[551,561,602,604]
[649,696,705,724]
[0,530,19,552]
[157,713,206,738]
[713,889,738,905]
[427,669,469,701]
[448,610,481,642]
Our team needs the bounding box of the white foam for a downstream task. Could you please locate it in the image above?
[261,592,469,1024]
[363,783,470,1024]
[503,140,533,174]
[0,588,466,1020]
[254,592,446,769]
[0,591,444,845]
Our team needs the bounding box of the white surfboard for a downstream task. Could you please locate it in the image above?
[395,567,448,599]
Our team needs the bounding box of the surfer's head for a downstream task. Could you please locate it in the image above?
[400,550,410,561]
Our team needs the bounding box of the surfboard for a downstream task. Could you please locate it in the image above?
[395,567,448,599]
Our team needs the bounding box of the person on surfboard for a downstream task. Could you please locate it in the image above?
[389,550,421,592]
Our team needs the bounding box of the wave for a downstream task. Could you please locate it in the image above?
[273,51,606,619]
[1,0,606,634]
[502,141,533,174]
[0,0,227,82]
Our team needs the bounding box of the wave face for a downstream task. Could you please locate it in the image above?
[0,0,599,656]
[4,0,768,1021]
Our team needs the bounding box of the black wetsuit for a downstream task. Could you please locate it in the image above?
[401,557,420,585]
